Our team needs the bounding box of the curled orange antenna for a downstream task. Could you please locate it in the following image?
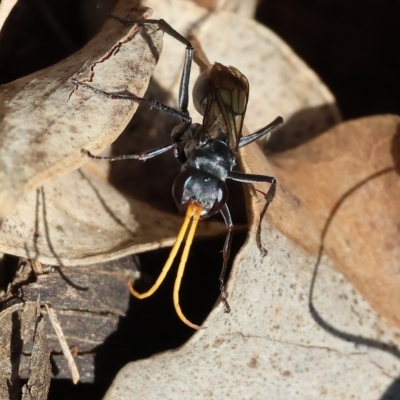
[173,203,202,330]
[127,202,203,329]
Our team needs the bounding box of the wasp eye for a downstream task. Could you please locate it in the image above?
[172,169,191,210]
[193,70,210,115]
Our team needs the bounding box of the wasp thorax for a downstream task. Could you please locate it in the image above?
[173,168,228,217]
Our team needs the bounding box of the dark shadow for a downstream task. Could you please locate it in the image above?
[381,378,400,400]
[308,166,400,359]
[77,169,137,235]
[263,104,341,153]
[0,256,35,309]
[45,231,247,399]
[50,355,60,377]
[0,0,112,85]
[105,79,182,215]
[257,1,400,121]
[47,381,101,400]
[40,188,88,291]
[0,255,22,294]
[105,77,248,224]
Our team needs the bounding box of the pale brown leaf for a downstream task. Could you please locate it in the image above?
[103,1,400,399]
[259,115,400,329]
[0,0,162,221]
[0,164,226,265]
[0,0,18,33]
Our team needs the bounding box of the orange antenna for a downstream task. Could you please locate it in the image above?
[173,203,202,330]
[127,202,203,329]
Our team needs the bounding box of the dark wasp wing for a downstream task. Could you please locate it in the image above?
[202,63,250,154]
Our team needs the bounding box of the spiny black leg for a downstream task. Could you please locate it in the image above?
[144,19,193,114]
[81,142,175,162]
[228,171,277,254]
[109,15,194,116]
[219,204,234,313]
[69,78,192,124]
[70,16,194,124]
[228,171,275,185]
[256,185,276,256]
[239,116,283,148]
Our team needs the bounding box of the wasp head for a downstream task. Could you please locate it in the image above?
[172,167,228,218]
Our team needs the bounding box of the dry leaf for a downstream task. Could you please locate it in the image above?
[0,0,162,222]
[0,0,231,265]
[192,0,258,17]
[101,1,400,399]
[104,121,400,398]
[2,0,398,396]
[0,0,18,33]
[260,115,400,329]
[0,164,226,265]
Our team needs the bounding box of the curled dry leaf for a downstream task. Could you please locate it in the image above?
[0,0,226,264]
[0,163,227,265]
[0,0,162,222]
[0,0,18,33]
[103,1,400,399]
[0,0,233,266]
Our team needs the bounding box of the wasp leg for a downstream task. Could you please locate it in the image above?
[228,171,276,202]
[69,78,191,124]
[219,204,234,313]
[72,15,194,124]
[228,171,275,184]
[228,171,277,255]
[239,116,283,148]
[81,143,175,162]
[110,16,194,114]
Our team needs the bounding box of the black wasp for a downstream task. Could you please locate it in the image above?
[70,16,283,329]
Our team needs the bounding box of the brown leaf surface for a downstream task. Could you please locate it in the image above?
[21,312,51,400]
[259,115,400,329]
[0,0,231,265]
[0,163,226,265]
[2,0,399,396]
[0,0,162,222]
[0,0,18,32]
[1,256,139,383]
[105,116,400,398]
[192,0,258,17]
[103,1,400,399]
